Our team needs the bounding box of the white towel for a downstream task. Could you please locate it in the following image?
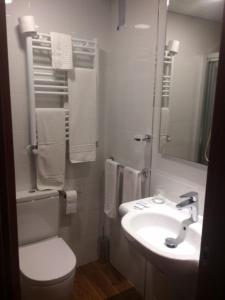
[68,68,97,163]
[104,159,120,219]
[50,32,73,70]
[160,107,170,136]
[122,167,142,203]
[36,108,66,190]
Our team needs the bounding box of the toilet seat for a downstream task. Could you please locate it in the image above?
[19,237,76,285]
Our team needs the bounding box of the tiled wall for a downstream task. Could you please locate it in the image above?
[6,0,110,266]
[104,0,159,295]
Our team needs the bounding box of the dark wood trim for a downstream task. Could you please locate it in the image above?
[1,0,225,299]
[0,2,21,300]
[197,2,225,300]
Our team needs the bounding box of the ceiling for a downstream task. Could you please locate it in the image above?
[169,0,223,23]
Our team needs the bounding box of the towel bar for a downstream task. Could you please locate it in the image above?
[109,157,149,178]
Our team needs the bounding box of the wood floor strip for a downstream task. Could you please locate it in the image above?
[80,262,119,298]
[73,268,102,300]
[106,288,143,300]
[93,261,131,293]
[73,261,143,300]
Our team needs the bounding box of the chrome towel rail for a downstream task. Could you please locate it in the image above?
[109,157,149,178]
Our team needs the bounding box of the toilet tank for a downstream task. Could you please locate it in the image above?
[16,190,60,246]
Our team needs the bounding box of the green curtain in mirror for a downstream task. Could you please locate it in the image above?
[198,60,218,165]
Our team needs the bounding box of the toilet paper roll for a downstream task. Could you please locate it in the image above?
[19,16,37,34]
[65,190,78,215]
[168,40,180,54]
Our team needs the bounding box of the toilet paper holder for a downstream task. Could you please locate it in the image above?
[60,190,81,199]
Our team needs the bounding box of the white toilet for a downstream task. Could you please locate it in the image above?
[16,190,76,300]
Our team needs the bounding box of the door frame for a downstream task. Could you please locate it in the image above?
[196,4,225,300]
[0,1,21,299]
[1,1,225,299]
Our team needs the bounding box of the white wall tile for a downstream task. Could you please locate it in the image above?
[6,0,110,265]
[105,0,158,294]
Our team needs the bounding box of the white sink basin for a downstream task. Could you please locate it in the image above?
[121,205,202,275]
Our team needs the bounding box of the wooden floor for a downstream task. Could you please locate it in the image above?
[73,261,143,300]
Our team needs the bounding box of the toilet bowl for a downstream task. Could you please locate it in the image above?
[16,190,76,300]
[19,237,76,300]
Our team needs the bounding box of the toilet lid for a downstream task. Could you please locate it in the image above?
[19,237,76,283]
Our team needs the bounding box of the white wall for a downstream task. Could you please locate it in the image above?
[151,0,210,216]
[164,12,221,161]
[105,0,158,294]
[105,0,155,171]
[6,0,110,266]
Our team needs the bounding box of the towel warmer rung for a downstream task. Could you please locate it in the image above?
[32,45,52,51]
[74,45,96,51]
[33,65,67,73]
[35,91,69,95]
[74,51,95,57]
[32,39,51,44]
[34,65,56,70]
[34,78,67,84]
[34,84,68,90]
[33,72,66,78]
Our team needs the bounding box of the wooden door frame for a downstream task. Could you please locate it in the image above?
[0,1,21,300]
[0,1,225,300]
[196,3,225,300]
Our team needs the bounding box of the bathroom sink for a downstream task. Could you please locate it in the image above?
[121,205,202,275]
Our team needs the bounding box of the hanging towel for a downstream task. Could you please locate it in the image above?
[122,167,142,203]
[160,107,170,136]
[36,108,66,190]
[68,68,97,163]
[104,159,120,219]
[50,32,73,70]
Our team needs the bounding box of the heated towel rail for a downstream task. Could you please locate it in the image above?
[22,30,98,151]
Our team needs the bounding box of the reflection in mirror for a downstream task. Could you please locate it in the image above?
[159,0,223,165]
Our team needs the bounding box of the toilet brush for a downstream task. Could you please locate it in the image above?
[98,227,110,264]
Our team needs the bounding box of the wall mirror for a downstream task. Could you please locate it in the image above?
[159,0,223,165]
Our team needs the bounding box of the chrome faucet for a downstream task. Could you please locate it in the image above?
[176,191,199,222]
[165,192,199,248]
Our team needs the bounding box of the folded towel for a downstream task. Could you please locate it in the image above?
[50,32,73,70]
[68,68,97,163]
[104,159,120,219]
[36,108,66,190]
[122,167,142,203]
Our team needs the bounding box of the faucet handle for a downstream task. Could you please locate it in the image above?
[180,191,198,200]
[177,191,199,222]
